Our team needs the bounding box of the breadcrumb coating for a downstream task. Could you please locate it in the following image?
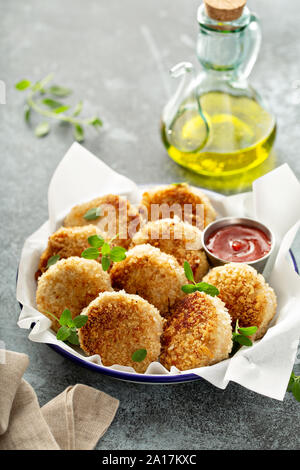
[131,218,209,281]
[36,225,105,279]
[140,183,216,230]
[79,290,164,373]
[64,194,140,249]
[110,244,186,316]
[36,256,112,332]
[203,263,277,339]
[160,291,232,371]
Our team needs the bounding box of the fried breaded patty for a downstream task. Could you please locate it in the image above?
[36,225,105,279]
[36,256,112,332]
[140,183,216,230]
[130,218,209,281]
[203,263,277,339]
[110,244,186,316]
[64,194,140,248]
[160,291,232,371]
[79,291,164,373]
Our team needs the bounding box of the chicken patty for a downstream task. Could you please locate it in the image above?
[160,291,232,371]
[203,262,277,339]
[130,218,209,282]
[79,291,164,373]
[110,244,186,316]
[36,256,112,331]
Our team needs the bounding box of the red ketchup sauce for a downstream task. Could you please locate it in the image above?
[206,224,271,262]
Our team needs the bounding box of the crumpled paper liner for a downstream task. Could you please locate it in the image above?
[17,143,300,400]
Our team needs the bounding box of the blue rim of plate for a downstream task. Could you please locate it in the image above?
[18,249,299,384]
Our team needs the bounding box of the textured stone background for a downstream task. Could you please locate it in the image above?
[0,0,300,450]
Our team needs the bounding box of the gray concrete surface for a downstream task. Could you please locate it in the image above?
[0,0,300,450]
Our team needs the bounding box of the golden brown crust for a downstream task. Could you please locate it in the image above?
[160,291,232,371]
[140,184,216,230]
[36,256,112,332]
[64,194,140,249]
[203,263,277,339]
[36,225,104,279]
[79,291,164,373]
[130,218,209,282]
[110,244,186,316]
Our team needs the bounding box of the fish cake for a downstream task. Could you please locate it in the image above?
[64,194,140,249]
[79,291,164,373]
[36,225,104,279]
[203,262,277,339]
[110,244,186,316]
[36,256,112,331]
[160,291,232,371]
[130,218,209,282]
[140,183,216,230]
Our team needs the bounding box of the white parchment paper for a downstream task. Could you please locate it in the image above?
[17,143,300,400]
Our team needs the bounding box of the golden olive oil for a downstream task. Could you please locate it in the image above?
[161,91,276,183]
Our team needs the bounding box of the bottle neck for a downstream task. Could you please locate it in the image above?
[196,4,252,77]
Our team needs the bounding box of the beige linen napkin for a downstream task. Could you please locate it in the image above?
[0,350,119,450]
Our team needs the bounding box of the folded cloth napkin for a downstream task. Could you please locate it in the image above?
[0,350,119,450]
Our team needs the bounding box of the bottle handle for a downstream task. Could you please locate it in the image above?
[163,62,209,153]
[163,62,194,131]
[238,13,262,80]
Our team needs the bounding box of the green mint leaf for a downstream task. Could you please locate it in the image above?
[87,117,102,128]
[47,254,60,268]
[73,101,83,117]
[194,282,219,297]
[67,329,80,345]
[287,372,295,393]
[83,207,101,220]
[35,122,50,137]
[74,123,84,142]
[73,315,88,328]
[42,98,64,109]
[24,104,31,122]
[48,85,72,97]
[171,182,187,186]
[54,105,70,114]
[101,242,111,256]
[181,284,198,294]
[15,79,31,90]
[234,335,253,347]
[56,325,71,342]
[132,349,147,362]
[88,234,105,248]
[59,308,74,327]
[101,255,111,271]
[238,326,258,336]
[110,246,126,262]
[81,247,100,260]
[292,380,300,402]
[183,261,194,283]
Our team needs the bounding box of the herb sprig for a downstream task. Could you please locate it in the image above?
[287,372,300,402]
[232,319,257,347]
[46,254,60,269]
[46,308,88,345]
[15,74,102,142]
[84,207,102,221]
[181,261,219,296]
[81,234,126,271]
[132,349,147,362]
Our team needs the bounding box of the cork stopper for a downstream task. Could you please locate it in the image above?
[204,0,246,22]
